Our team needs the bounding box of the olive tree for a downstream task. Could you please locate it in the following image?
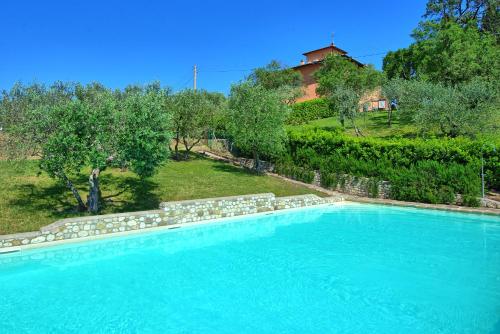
[383,78,499,137]
[315,54,383,135]
[227,81,289,170]
[1,81,172,213]
[170,89,226,160]
[248,60,303,104]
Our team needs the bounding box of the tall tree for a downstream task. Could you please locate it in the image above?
[422,0,499,31]
[384,0,500,84]
[227,81,288,170]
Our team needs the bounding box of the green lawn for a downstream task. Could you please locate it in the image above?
[0,156,323,235]
[288,110,500,142]
[288,111,419,139]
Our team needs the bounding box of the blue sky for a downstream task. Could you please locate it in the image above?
[0,0,427,94]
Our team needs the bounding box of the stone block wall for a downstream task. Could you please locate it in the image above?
[0,193,341,250]
[313,172,391,199]
[236,158,275,173]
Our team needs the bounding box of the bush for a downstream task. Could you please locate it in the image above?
[389,161,480,205]
[279,128,494,206]
[287,128,499,191]
[275,160,315,184]
[287,98,333,125]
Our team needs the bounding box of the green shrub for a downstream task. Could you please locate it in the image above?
[275,160,315,184]
[279,128,492,206]
[367,178,379,198]
[287,128,499,191]
[287,98,333,125]
[388,161,480,205]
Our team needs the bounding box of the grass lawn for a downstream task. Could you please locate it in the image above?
[288,110,500,142]
[0,156,324,235]
[288,111,419,139]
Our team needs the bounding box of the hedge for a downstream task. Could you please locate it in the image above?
[287,98,333,125]
[281,128,499,206]
[287,129,499,189]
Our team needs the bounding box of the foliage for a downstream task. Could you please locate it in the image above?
[314,54,383,133]
[248,60,304,104]
[227,81,289,170]
[274,160,315,184]
[389,160,480,205]
[287,98,333,125]
[422,0,499,35]
[384,20,500,84]
[0,81,172,213]
[283,128,499,202]
[315,55,382,96]
[383,78,499,137]
[0,158,324,235]
[383,48,416,81]
[114,83,172,178]
[170,89,226,159]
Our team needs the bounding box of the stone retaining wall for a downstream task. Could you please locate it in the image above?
[313,172,391,199]
[0,193,340,250]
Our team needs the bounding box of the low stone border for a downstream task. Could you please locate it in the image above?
[0,193,342,250]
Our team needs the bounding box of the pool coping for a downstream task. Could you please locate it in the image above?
[343,196,500,216]
[0,202,350,254]
[266,172,500,216]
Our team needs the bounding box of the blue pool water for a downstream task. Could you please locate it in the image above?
[0,204,499,333]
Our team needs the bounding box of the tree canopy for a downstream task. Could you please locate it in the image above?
[170,89,226,160]
[384,22,500,84]
[314,54,383,133]
[248,60,303,103]
[227,81,289,170]
[0,82,172,213]
[383,0,500,84]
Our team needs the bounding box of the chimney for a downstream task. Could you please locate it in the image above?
[300,59,305,65]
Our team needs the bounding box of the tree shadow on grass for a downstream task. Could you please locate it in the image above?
[9,172,162,222]
[210,162,265,177]
[8,182,84,221]
[100,174,161,213]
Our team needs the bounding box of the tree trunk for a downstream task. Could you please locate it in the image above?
[182,137,202,160]
[87,168,101,214]
[173,128,181,160]
[253,151,261,172]
[61,173,86,212]
[351,118,364,137]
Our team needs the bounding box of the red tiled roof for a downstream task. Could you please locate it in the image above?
[302,44,348,56]
[292,55,364,70]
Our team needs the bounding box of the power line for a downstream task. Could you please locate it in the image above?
[196,51,389,74]
[198,68,254,73]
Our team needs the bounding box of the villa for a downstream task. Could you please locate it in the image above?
[293,43,389,111]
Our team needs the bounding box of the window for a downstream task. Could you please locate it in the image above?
[378,100,386,110]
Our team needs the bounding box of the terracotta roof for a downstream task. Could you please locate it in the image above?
[292,55,365,70]
[302,44,348,56]
[292,61,323,70]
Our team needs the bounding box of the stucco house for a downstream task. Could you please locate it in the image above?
[292,43,388,111]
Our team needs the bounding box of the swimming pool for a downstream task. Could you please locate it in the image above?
[0,203,499,333]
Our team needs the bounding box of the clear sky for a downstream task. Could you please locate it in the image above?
[0,0,428,94]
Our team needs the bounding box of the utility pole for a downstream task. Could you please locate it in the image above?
[193,64,197,91]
